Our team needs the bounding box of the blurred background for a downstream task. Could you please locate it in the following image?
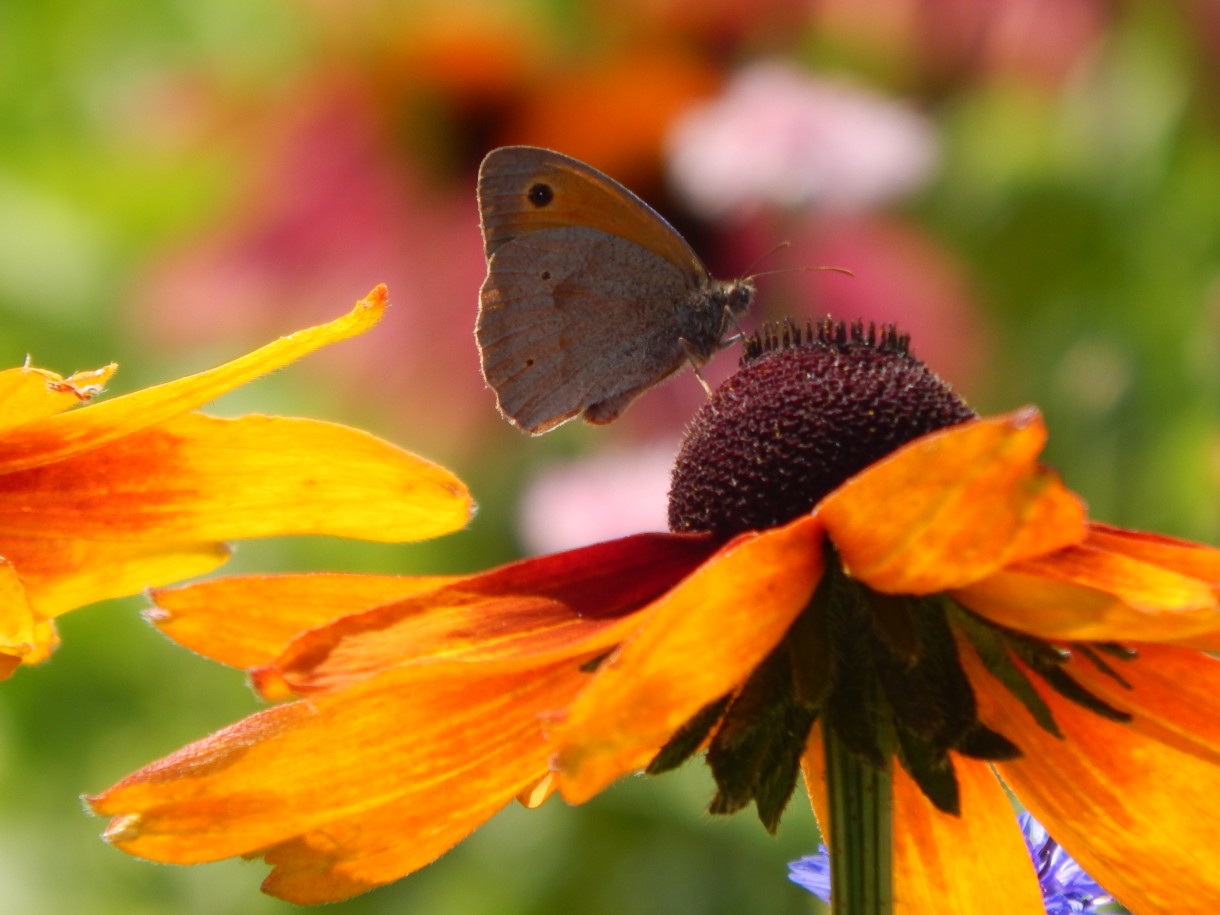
[2,0,1218,912]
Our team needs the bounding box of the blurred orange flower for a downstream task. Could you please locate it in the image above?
[0,286,471,679]
[88,325,1220,911]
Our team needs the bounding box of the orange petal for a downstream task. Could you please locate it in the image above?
[965,641,1220,913]
[149,573,459,669]
[5,537,230,620]
[0,558,40,675]
[820,409,1086,594]
[0,287,387,474]
[90,657,583,904]
[802,726,1044,914]
[1060,643,1220,769]
[1087,522,1220,583]
[0,412,471,543]
[553,513,826,804]
[0,364,116,431]
[954,544,1220,642]
[271,533,716,695]
[892,758,1043,915]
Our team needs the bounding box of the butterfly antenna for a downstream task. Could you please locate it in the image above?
[747,264,856,282]
[740,240,792,278]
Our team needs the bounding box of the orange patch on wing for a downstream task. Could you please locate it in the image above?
[820,409,1086,594]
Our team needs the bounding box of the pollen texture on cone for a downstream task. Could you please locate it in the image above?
[668,320,976,537]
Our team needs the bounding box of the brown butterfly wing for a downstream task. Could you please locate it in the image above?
[478,227,697,434]
[477,146,707,283]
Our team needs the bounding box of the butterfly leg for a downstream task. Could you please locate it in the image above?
[717,303,747,347]
[679,337,714,396]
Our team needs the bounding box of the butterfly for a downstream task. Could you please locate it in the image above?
[476,146,754,434]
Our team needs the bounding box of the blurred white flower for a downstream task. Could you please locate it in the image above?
[518,443,677,554]
[667,62,938,217]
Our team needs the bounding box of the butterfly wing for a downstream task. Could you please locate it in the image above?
[477,146,707,283]
[478,227,696,434]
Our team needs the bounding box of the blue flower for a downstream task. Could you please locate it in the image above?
[789,811,1114,912]
[1019,812,1112,914]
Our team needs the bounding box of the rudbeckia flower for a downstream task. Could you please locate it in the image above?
[0,286,470,679]
[90,320,1220,912]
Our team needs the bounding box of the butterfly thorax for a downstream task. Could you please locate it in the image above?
[677,278,756,362]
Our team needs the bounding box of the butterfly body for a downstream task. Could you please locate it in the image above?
[476,146,754,434]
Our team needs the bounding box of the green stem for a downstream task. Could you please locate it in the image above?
[824,723,893,915]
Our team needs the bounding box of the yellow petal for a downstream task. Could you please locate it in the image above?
[0,411,471,543]
[0,287,387,474]
[90,657,584,904]
[5,537,230,620]
[954,545,1220,642]
[149,573,459,670]
[0,558,38,662]
[820,409,1086,594]
[0,364,116,432]
[553,514,825,803]
[966,641,1220,913]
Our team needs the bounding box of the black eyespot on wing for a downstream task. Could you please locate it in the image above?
[528,183,554,207]
[540,270,551,280]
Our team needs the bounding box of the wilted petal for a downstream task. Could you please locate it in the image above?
[820,409,1086,593]
[954,544,1220,642]
[90,656,588,904]
[7,537,230,620]
[0,287,388,473]
[966,643,1220,913]
[0,412,470,544]
[149,574,459,670]
[553,514,825,804]
[270,533,716,695]
[0,364,116,431]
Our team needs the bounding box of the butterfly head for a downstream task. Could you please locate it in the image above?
[722,277,756,321]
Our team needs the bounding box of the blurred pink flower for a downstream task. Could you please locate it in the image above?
[129,83,491,455]
[518,444,676,554]
[667,63,937,218]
